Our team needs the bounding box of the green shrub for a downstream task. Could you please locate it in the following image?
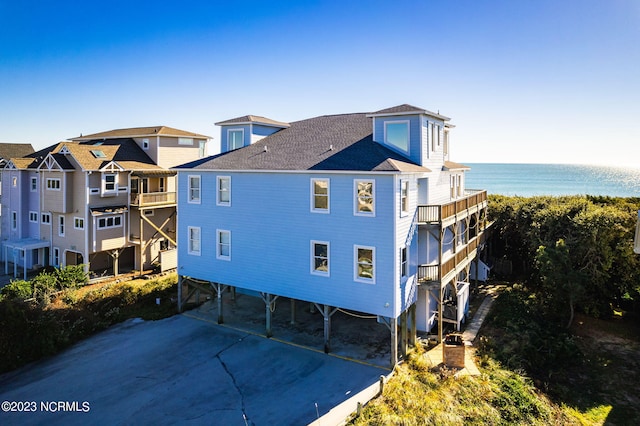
[1,280,33,300]
[56,264,88,289]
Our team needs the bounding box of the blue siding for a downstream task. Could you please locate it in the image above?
[252,124,281,138]
[372,115,422,165]
[219,125,250,152]
[177,171,401,317]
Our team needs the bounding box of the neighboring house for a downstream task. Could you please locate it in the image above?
[0,127,209,280]
[174,104,489,366]
[0,143,35,239]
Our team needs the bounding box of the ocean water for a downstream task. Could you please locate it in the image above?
[464,163,640,197]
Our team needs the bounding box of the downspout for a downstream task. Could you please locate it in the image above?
[84,172,91,274]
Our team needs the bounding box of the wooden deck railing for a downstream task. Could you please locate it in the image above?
[417,190,487,224]
[130,192,176,206]
[417,234,485,283]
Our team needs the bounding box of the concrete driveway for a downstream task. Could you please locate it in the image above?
[0,315,387,425]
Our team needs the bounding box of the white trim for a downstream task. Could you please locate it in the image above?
[400,246,408,279]
[30,177,37,192]
[101,172,118,196]
[46,178,61,191]
[53,247,60,267]
[171,168,428,176]
[310,178,330,213]
[29,211,38,223]
[311,240,330,276]
[216,229,231,260]
[383,120,410,154]
[58,215,65,237]
[354,245,375,284]
[187,226,201,256]
[96,215,123,230]
[142,138,150,150]
[41,212,51,225]
[354,179,376,217]
[187,175,201,204]
[227,128,245,151]
[400,179,409,217]
[216,176,231,206]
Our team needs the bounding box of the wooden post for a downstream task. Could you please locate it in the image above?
[400,311,408,357]
[216,284,224,324]
[265,293,272,338]
[177,276,183,312]
[409,304,417,346]
[390,317,398,367]
[438,285,444,344]
[323,304,331,353]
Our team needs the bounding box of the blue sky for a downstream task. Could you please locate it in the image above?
[1,0,638,166]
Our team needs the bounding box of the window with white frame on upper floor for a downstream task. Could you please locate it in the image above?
[430,123,435,151]
[436,124,441,146]
[74,217,84,230]
[354,245,375,283]
[142,138,150,150]
[29,211,38,223]
[41,213,51,224]
[457,175,462,197]
[228,129,244,150]
[443,129,449,155]
[102,173,117,196]
[354,180,375,216]
[400,180,409,215]
[30,177,37,192]
[188,226,201,255]
[217,176,230,206]
[188,175,201,204]
[217,229,231,260]
[384,121,409,153]
[12,176,17,187]
[311,241,329,276]
[11,211,17,230]
[46,178,60,190]
[450,175,456,199]
[58,215,65,236]
[97,215,122,229]
[199,140,206,158]
[311,178,329,213]
[178,137,194,145]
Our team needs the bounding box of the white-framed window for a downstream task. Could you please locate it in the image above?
[102,173,117,195]
[188,226,201,256]
[58,215,65,236]
[29,211,38,223]
[199,140,206,158]
[311,241,329,276]
[159,177,165,193]
[30,177,37,192]
[53,247,60,267]
[401,247,408,278]
[228,129,244,150]
[354,245,375,283]
[457,175,462,197]
[41,213,51,224]
[11,211,17,230]
[384,120,410,153]
[431,123,436,151]
[450,175,456,199]
[11,176,17,187]
[188,175,201,204]
[74,217,84,230]
[178,137,194,145]
[443,129,449,155]
[46,178,60,190]
[311,178,329,213]
[142,138,150,150]
[400,180,409,215]
[354,180,375,216]
[97,215,122,229]
[216,229,231,260]
[217,176,231,206]
[435,124,441,146]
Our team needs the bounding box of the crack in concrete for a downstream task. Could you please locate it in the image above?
[214,335,252,425]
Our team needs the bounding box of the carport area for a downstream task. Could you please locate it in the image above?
[0,314,389,425]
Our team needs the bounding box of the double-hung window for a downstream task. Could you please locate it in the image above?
[217,230,231,260]
[228,129,244,150]
[53,247,60,267]
[188,175,201,204]
[29,211,38,223]
[97,215,122,229]
[11,211,17,230]
[217,176,230,206]
[355,180,375,216]
[400,180,409,215]
[188,226,201,255]
[354,245,375,283]
[401,247,408,278]
[30,177,37,192]
[46,178,61,190]
[311,241,329,276]
[58,215,65,236]
[41,213,51,224]
[74,217,84,230]
[311,179,329,213]
[102,173,117,196]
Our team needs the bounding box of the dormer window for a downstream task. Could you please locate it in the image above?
[384,121,409,153]
[142,138,150,150]
[228,129,244,150]
[102,173,118,196]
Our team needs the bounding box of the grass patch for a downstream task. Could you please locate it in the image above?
[0,273,179,374]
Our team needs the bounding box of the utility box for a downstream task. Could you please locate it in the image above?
[443,333,465,368]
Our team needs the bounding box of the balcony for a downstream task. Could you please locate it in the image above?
[130,191,176,207]
[418,190,487,225]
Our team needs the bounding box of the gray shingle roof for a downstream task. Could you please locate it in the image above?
[214,115,290,128]
[70,126,210,140]
[368,104,450,121]
[176,113,430,173]
[0,143,35,160]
